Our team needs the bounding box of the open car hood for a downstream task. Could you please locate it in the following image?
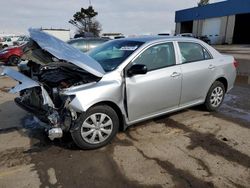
[29,28,105,77]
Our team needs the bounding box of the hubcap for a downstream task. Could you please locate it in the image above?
[81,113,113,144]
[210,86,224,108]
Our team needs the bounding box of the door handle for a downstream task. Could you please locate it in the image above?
[171,72,181,77]
[208,64,215,70]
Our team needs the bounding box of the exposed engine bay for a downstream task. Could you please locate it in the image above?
[1,29,108,141]
[19,60,99,108]
[17,60,99,137]
[2,35,101,140]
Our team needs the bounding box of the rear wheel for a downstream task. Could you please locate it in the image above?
[8,55,20,65]
[71,105,119,149]
[204,81,225,111]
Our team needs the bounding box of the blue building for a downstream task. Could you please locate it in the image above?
[175,0,250,44]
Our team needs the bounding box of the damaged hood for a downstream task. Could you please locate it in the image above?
[29,28,105,77]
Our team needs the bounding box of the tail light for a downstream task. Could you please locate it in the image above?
[233,60,239,68]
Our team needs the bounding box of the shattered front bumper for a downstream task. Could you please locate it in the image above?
[1,66,55,107]
[1,66,63,140]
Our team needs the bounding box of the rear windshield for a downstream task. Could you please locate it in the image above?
[88,40,144,72]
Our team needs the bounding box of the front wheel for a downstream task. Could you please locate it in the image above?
[71,105,119,149]
[8,55,20,65]
[204,81,225,111]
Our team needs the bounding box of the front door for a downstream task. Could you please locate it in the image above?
[125,42,182,122]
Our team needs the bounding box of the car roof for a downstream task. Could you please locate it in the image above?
[68,37,108,42]
[114,36,201,44]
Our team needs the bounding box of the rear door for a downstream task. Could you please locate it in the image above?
[177,42,215,106]
[125,42,182,121]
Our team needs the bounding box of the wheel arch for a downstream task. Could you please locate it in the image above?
[8,54,21,58]
[204,76,228,102]
[215,77,228,92]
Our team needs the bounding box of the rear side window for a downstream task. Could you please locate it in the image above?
[132,42,176,71]
[178,42,212,63]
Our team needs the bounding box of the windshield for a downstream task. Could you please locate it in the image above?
[88,40,144,72]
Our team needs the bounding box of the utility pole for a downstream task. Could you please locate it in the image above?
[88,0,92,32]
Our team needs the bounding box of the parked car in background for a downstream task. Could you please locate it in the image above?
[13,36,30,46]
[102,33,124,40]
[198,36,211,44]
[177,33,194,38]
[68,38,109,52]
[1,29,237,149]
[0,37,14,48]
[0,36,19,48]
[177,34,211,44]
[158,33,170,36]
[0,45,23,65]
[114,36,125,39]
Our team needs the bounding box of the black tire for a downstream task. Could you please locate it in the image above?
[71,105,119,149]
[8,55,20,65]
[204,81,225,112]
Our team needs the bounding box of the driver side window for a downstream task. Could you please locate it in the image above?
[132,42,176,71]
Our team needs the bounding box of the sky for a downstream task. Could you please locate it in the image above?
[0,0,224,36]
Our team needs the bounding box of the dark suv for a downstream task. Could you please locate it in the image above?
[68,38,109,52]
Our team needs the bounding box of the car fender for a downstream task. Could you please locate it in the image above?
[61,79,125,114]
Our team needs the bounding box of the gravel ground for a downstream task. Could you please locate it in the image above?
[0,68,250,187]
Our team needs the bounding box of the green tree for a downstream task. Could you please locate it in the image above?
[198,0,209,6]
[69,6,102,36]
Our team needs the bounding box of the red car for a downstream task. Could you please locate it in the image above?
[0,46,23,65]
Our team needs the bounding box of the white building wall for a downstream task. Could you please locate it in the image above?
[175,23,181,35]
[42,29,70,41]
[177,15,235,44]
[202,17,222,44]
[225,15,235,44]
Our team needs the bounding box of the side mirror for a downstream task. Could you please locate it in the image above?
[127,64,147,77]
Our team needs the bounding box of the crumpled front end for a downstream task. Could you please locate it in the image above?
[1,66,79,140]
[0,29,106,140]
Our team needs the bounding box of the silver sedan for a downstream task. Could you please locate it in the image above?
[2,29,237,149]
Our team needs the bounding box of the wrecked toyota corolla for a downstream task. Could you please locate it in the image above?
[1,29,236,149]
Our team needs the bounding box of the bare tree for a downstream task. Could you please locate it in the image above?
[69,6,102,37]
[198,0,209,6]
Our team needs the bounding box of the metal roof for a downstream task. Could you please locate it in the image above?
[115,36,203,44]
[175,0,250,23]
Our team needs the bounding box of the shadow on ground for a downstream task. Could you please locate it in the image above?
[0,84,250,187]
[154,117,250,169]
[18,115,161,188]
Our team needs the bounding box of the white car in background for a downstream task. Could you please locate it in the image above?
[0,36,19,48]
[13,36,30,46]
